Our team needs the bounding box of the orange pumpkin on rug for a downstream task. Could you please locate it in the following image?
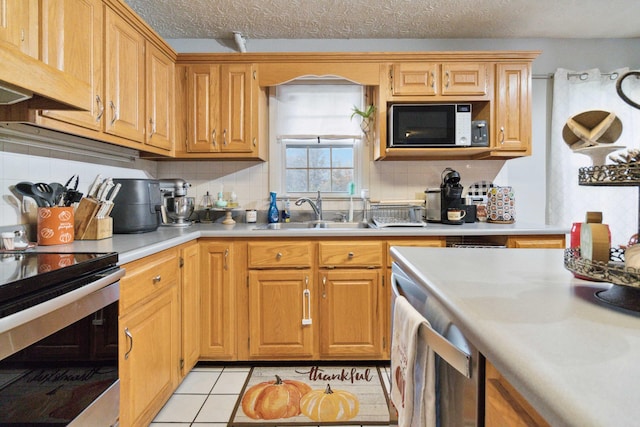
[241,374,312,420]
[300,383,360,422]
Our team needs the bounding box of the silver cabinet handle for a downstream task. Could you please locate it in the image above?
[430,71,435,89]
[152,275,161,284]
[224,248,229,270]
[223,129,227,146]
[276,252,282,260]
[499,126,505,144]
[124,327,133,359]
[149,118,155,137]
[302,276,312,325]
[212,129,217,146]
[348,251,355,259]
[96,95,104,122]
[109,101,117,126]
[445,71,450,88]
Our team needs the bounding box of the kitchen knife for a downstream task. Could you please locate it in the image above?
[88,174,102,199]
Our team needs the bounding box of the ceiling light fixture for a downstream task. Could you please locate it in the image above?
[233,31,247,53]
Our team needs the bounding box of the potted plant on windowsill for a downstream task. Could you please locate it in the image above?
[351,104,376,143]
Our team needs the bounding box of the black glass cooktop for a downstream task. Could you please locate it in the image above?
[0,252,118,318]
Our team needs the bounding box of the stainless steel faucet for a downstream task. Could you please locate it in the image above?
[295,190,323,221]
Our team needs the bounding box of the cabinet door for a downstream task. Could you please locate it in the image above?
[104,8,145,143]
[180,242,200,374]
[248,270,315,359]
[219,63,254,153]
[40,0,103,131]
[119,285,180,427]
[319,269,384,358]
[146,42,174,151]
[494,63,531,153]
[200,241,236,359]
[441,62,488,96]
[0,0,38,57]
[485,360,550,427]
[391,62,438,96]
[186,64,220,152]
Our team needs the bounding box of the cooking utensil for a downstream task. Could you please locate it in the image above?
[48,183,66,206]
[15,181,43,206]
[32,183,56,207]
[88,174,102,199]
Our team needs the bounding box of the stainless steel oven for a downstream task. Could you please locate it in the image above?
[391,262,484,427]
[0,251,124,426]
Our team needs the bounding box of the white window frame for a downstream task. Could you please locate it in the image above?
[268,82,370,199]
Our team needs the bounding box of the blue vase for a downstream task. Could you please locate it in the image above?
[268,192,279,223]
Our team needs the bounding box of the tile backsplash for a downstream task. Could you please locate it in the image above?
[1,140,507,227]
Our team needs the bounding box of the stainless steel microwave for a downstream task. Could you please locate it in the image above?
[388,103,472,148]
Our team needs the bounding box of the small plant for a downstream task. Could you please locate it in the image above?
[350,104,376,121]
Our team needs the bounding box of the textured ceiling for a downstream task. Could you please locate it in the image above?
[124,0,640,41]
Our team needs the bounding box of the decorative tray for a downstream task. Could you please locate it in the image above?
[564,247,640,288]
[578,163,640,186]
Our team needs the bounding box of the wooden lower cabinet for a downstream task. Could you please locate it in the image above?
[485,359,549,427]
[319,269,384,358]
[180,241,200,375]
[199,240,237,360]
[248,269,315,359]
[119,249,181,427]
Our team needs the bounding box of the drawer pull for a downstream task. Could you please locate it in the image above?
[152,275,162,284]
[276,252,282,260]
[348,252,355,259]
[124,327,133,359]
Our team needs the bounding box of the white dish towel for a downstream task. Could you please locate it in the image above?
[391,295,436,427]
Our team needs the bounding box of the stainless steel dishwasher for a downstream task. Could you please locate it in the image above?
[391,262,484,427]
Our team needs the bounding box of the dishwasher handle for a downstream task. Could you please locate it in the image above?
[391,271,472,379]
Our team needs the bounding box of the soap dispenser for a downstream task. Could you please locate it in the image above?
[268,192,279,223]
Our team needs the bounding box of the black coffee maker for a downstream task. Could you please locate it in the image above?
[440,167,464,224]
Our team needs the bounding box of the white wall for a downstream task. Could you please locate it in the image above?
[2,38,639,226]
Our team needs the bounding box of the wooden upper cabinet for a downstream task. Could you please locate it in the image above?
[220,63,255,153]
[390,62,488,97]
[391,62,438,96]
[441,62,488,96]
[0,0,38,57]
[104,7,145,143]
[494,63,531,153]
[184,63,256,155]
[186,64,220,153]
[40,0,103,131]
[145,42,174,151]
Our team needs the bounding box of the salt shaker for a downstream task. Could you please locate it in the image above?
[13,230,29,249]
[1,232,15,250]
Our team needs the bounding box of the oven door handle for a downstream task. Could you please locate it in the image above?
[391,271,472,378]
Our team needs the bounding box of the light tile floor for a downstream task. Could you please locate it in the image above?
[150,364,393,427]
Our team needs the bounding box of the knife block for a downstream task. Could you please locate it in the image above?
[74,198,113,240]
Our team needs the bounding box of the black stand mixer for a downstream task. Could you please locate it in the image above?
[440,168,464,225]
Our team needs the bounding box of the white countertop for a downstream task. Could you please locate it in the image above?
[390,246,640,427]
[29,221,567,264]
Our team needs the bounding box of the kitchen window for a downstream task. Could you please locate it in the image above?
[269,80,367,196]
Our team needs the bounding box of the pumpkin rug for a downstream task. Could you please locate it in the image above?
[228,364,395,426]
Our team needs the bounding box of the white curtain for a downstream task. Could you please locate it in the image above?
[548,68,640,247]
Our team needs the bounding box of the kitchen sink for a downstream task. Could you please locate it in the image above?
[254,221,370,230]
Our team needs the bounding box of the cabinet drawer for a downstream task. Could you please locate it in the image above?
[120,248,179,313]
[248,241,313,268]
[319,241,383,267]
